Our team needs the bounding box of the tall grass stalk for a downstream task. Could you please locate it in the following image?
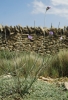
[45,49,68,78]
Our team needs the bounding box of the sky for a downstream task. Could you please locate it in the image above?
[0,0,68,28]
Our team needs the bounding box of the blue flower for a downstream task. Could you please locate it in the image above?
[28,35,33,40]
[49,31,53,35]
[46,6,51,11]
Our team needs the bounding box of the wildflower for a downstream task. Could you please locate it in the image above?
[46,6,51,11]
[28,35,33,40]
[60,36,63,41]
[49,31,53,35]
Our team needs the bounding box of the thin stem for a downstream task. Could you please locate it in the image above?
[44,10,47,30]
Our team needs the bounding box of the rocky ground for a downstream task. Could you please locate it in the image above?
[39,76,68,90]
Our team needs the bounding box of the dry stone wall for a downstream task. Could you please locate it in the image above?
[0,25,68,55]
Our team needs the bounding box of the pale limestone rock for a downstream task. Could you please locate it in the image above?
[64,82,68,90]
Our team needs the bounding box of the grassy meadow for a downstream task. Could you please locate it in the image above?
[0,49,68,100]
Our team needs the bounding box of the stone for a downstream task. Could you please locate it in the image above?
[0,73,12,79]
[0,25,68,55]
[46,50,51,54]
[39,76,54,82]
[64,82,68,90]
[0,24,2,29]
[1,47,5,50]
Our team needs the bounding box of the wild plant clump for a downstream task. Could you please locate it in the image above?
[0,50,50,98]
[0,49,68,99]
[44,49,68,78]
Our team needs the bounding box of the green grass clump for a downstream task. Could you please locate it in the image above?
[0,49,68,78]
[0,50,45,76]
[0,50,16,59]
[44,49,68,78]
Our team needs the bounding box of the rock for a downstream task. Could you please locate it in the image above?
[0,73,12,79]
[39,76,54,82]
[1,47,5,50]
[46,50,51,54]
[64,82,68,90]
[0,25,68,55]
[39,27,44,34]
[0,24,2,29]
[0,24,3,31]
[3,74,12,79]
